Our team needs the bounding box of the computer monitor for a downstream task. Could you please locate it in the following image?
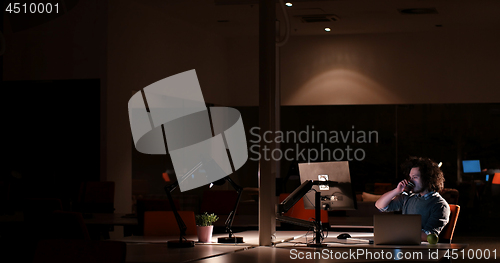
[298,161,356,211]
[462,160,481,173]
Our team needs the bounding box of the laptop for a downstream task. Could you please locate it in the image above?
[374,214,421,245]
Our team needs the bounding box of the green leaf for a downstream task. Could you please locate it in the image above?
[195,212,219,226]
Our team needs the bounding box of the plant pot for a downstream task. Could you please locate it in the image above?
[196,225,213,243]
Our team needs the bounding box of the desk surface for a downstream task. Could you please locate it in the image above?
[122,231,468,263]
[275,231,468,250]
[126,243,250,263]
[115,230,308,246]
[171,246,451,263]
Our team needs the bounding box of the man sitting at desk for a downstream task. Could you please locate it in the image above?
[375,157,450,242]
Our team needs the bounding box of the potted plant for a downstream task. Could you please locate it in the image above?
[195,212,219,243]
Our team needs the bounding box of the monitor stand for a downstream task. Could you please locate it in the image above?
[307,190,327,247]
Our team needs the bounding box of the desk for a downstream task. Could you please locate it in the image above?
[114,230,307,246]
[188,246,454,263]
[275,231,468,250]
[122,231,306,263]
[126,243,251,263]
[120,231,467,262]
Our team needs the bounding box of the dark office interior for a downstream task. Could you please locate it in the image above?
[1,0,500,262]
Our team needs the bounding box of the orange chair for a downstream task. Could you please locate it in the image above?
[135,198,180,236]
[493,173,500,185]
[439,188,459,204]
[279,193,329,224]
[144,211,197,236]
[439,204,460,243]
[492,173,500,197]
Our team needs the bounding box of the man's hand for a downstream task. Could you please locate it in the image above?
[396,179,410,194]
[375,180,408,210]
[421,231,428,242]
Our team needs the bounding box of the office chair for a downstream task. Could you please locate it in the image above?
[135,198,180,236]
[144,211,197,236]
[439,204,460,243]
[440,188,459,204]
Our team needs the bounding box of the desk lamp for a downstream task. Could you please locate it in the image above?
[210,177,244,243]
[163,172,195,248]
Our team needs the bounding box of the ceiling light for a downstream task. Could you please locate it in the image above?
[438,162,443,168]
[285,2,292,7]
[324,27,331,32]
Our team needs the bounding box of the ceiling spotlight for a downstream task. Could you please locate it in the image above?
[324,27,331,32]
[438,162,443,168]
[285,2,292,7]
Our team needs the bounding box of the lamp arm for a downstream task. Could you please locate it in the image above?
[224,177,243,237]
[225,176,243,193]
[164,182,187,241]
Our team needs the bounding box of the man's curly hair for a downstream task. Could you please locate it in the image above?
[401,156,445,192]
